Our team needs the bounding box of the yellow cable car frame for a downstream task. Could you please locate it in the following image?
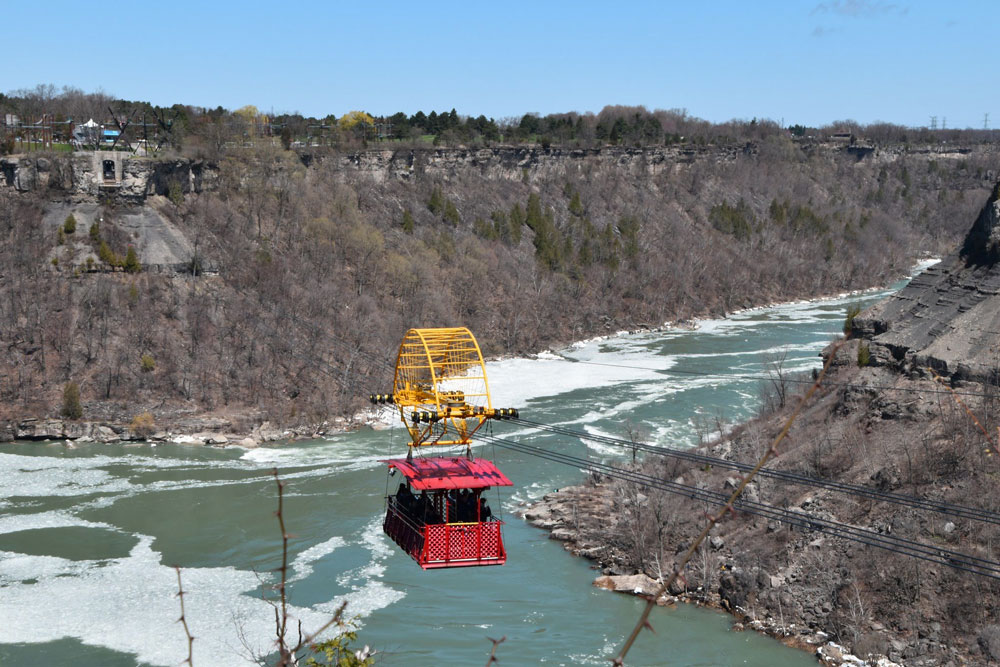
[392,327,498,449]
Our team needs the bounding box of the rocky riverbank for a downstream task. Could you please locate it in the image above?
[0,414,363,448]
[519,486,904,666]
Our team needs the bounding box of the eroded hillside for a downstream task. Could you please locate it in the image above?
[0,140,995,439]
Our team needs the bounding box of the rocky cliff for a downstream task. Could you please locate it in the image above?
[3,142,988,199]
[0,152,214,202]
[855,182,1000,383]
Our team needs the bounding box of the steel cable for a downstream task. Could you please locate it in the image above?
[506,417,1000,526]
[478,433,1000,581]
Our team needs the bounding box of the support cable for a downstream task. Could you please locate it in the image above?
[505,417,1000,526]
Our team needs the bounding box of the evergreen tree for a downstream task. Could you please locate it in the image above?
[123,246,141,273]
[62,381,82,419]
[98,239,117,267]
[443,200,460,225]
[617,215,640,259]
[510,203,525,228]
[401,209,415,234]
[525,193,543,231]
[427,186,443,214]
[410,110,427,132]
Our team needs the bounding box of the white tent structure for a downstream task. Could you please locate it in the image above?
[72,118,102,147]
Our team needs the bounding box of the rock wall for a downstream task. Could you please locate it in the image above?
[854,182,1000,383]
[1,142,990,201]
[0,152,216,202]
[322,145,738,183]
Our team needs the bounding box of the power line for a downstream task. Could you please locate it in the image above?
[505,417,1000,526]
[479,433,1000,581]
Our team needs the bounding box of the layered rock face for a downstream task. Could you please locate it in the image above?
[854,182,1000,382]
[0,152,214,202]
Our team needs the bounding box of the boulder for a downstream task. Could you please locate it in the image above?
[718,568,754,610]
[549,528,575,542]
[93,425,119,442]
[978,625,1000,661]
[254,421,285,442]
[593,573,659,596]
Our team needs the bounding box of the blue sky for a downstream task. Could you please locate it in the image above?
[4,0,995,128]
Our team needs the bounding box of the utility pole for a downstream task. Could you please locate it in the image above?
[985,113,990,130]
[930,116,938,130]
[942,117,947,130]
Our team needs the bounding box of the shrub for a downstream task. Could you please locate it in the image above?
[123,246,141,273]
[857,343,871,367]
[98,240,118,267]
[130,412,156,438]
[473,216,498,240]
[443,200,460,225]
[140,353,156,373]
[167,179,184,207]
[64,214,77,234]
[709,200,755,240]
[62,381,82,419]
[427,186,443,214]
[844,303,863,336]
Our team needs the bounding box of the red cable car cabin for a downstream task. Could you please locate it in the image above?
[383,457,512,569]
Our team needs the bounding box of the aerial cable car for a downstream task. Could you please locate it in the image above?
[369,327,519,569]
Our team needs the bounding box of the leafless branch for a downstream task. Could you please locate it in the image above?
[269,468,351,664]
[174,565,195,666]
[485,635,506,666]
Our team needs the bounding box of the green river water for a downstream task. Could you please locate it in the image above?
[0,273,923,666]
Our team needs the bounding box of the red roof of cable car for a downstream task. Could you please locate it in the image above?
[384,456,512,490]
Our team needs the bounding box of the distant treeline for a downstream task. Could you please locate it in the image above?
[4,84,1000,157]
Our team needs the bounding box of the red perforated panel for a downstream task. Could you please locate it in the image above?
[425,524,448,562]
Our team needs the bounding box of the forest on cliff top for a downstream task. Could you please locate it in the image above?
[6,84,1000,156]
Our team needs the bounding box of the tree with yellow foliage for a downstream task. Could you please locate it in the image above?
[339,111,375,143]
[338,110,374,130]
[234,105,260,139]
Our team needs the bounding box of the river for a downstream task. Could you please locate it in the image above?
[0,276,922,666]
